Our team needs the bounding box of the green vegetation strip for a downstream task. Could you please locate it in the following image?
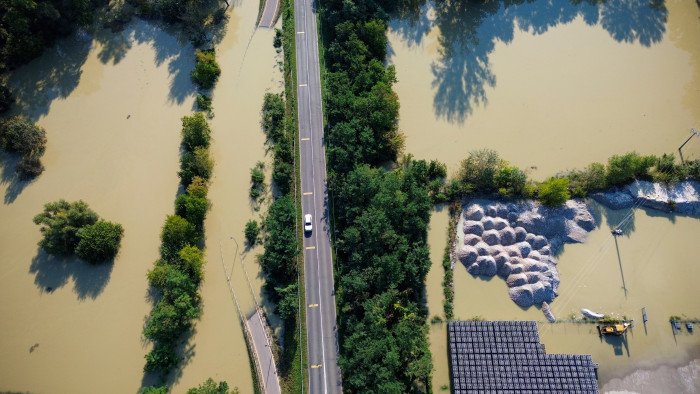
[141,51,218,386]
[318,1,449,391]
[256,1,307,391]
[446,149,700,208]
[441,202,460,321]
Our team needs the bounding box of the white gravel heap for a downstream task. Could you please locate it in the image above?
[455,200,596,320]
[591,180,700,215]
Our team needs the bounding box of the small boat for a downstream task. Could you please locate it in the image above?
[642,307,648,323]
[672,321,681,330]
[686,323,693,331]
[582,308,605,319]
[597,322,631,336]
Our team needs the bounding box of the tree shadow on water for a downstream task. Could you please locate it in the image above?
[0,151,36,204]
[424,0,669,124]
[29,250,113,300]
[9,31,93,122]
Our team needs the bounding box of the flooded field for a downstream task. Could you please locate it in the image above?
[395,0,700,391]
[389,0,700,179]
[0,1,282,392]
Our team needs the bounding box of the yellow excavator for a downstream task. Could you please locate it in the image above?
[597,321,631,336]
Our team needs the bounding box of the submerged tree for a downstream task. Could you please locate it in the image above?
[75,221,124,263]
[33,200,99,256]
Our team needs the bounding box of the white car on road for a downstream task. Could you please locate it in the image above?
[304,214,313,233]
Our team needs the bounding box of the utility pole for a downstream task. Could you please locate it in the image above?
[678,128,699,164]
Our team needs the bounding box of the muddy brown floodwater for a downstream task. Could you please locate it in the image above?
[0,1,282,392]
[388,0,700,392]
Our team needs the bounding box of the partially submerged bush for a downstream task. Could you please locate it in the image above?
[75,221,125,263]
[191,49,221,89]
[33,200,99,256]
[0,116,47,178]
[181,112,211,151]
[179,146,213,187]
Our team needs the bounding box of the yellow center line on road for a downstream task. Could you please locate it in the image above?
[305,246,316,250]
[308,304,319,308]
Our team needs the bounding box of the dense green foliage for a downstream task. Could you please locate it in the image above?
[262,93,293,195]
[75,221,124,263]
[448,149,700,207]
[191,49,221,90]
[260,195,297,290]
[33,200,99,256]
[181,112,212,151]
[179,146,213,188]
[140,386,168,394]
[144,110,214,377]
[318,0,438,390]
[0,115,46,155]
[537,177,571,207]
[186,378,238,394]
[0,0,107,71]
[175,193,209,229]
[606,152,656,186]
[33,200,123,263]
[0,115,47,179]
[195,93,213,112]
[456,149,527,197]
[249,161,266,199]
[244,219,259,246]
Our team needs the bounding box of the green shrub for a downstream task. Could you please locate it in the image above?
[606,152,655,186]
[140,386,168,394]
[181,112,211,151]
[144,342,180,373]
[179,146,213,187]
[16,154,45,179]
[186,176,209,198]
[273,29,283,49]
[75,221,124,263]
[458,149,505,193]
[494,165,527,197]
[179,245,205,284]
[187,378,238,394]
[275,283,298,322]
[175,193,209,228]
[147,260,175,290]
[0,115,46,156]
[191,49,221,89]
[195,94,212,112]
[244,220,259,246]
[33,200,99,256]
[160,215,199,259]
[537,177,570,207]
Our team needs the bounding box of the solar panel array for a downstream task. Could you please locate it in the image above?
[448,321,599,393]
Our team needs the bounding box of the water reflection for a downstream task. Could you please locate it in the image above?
[392,0,669,123]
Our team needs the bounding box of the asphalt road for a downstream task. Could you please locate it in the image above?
[258,0,279,28]
[294,0,343,392]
